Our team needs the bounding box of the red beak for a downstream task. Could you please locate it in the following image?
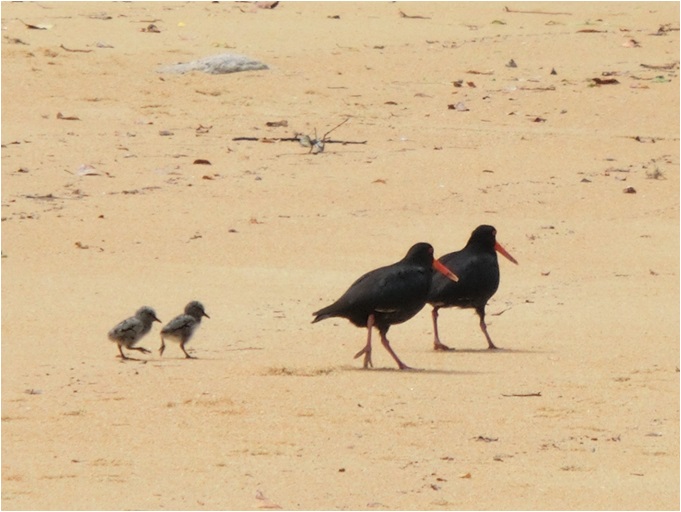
[495,242,518,265]
[433,259,459,282]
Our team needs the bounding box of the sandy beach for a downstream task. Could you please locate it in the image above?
[1,2,679,509]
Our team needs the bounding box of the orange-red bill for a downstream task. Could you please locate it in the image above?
[433,259,459,282]
[495,242,518,265]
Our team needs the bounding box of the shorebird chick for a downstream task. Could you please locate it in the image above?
[159,301,210,359]
[108,306,161,359]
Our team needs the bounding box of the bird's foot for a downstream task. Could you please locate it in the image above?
[434,341,454,351]
[139,347,151,354]
[354,346,372,368]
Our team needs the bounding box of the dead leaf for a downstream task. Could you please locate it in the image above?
[448,102,469,111]
[20,20,53,30]
[577,28,607,33]
[196,124,212,134]
[459,472,472,479]
[640,62,679,70]
[141,24,161,33]
[622,38,641,48]
[623,186,637,194]
[193,159,211,165]
[591,77,619,85]
[399,10,430,19]
[506,58,517,68]
[372,178,387,184]
[265,120,288,127]
[76,164,100,176]
[255,1,279,8]
[59,44,92,53]
[255,490,282,510]
[56,112,80,121]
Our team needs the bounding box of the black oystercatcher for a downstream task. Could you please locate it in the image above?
[159,301,210,359]
[312,243,459,370]
[108,306,161,359]
[428,225,518,351]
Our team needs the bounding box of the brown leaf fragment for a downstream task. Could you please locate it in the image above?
[74,241,89,249]
[372,178,387,184]
[255,1,279,9]
[193,159,211,165]
[399,10,430,19]
[448,102,469,111]
[474,436,499,442]
[400,11,430,20]
[196,124,212,134]
[467,69,494,75]
[60,44,92,53]
[504,6,572,15]
[577,28,607,33]
[5,37,29,45]
[141,24,161,33]
[622,38,641,48]
[265,120,288,127]
[640,61,679,70]
[56,112,80,121]
[255,490,282,509]
[506,58,517,68]
[623,186,637,194]
[384,100,398,105]
[592,77,619,85]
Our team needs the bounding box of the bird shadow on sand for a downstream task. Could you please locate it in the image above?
[343,365,486,376]
[430,346,545,355]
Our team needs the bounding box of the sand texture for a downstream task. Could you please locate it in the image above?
[2,2,679,510]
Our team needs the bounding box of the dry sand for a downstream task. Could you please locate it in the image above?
[1,2,679,510]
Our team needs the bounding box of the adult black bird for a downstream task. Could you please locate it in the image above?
[312,242,459,370]
[428,225,518,351]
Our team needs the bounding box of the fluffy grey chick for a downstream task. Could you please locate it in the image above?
[108,306,161,359]
[159,301,210,358]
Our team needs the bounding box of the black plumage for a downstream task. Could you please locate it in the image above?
[313,242,458,369]
[428,225,518,350]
